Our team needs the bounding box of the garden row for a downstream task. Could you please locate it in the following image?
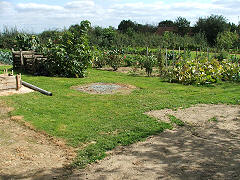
[92,48,240,84]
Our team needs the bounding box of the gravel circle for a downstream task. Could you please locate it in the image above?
[72,83,137,94]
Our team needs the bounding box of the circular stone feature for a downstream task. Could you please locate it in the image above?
[72,83,136,94]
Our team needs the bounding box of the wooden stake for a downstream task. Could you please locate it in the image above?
[207,48,209,60]
[20,49,23,66]
[165,48,168,67]
[16,74,21,90]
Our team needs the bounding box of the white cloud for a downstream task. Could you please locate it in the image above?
[0,0,240,33]
[16,3,64,12]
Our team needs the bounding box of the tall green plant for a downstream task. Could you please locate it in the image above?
[42,20,92,77]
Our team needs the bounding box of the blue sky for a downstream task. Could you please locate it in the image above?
[1,0,240,33]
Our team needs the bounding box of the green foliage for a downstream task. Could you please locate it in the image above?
[174,17,190,36]
[214,50,229,61]
[143,55,157,76]
[194,15,229,45]
[158,20,175,27]
[217,31,239,50]
[0,49,13,65]
[208,117,218,122]
[0,26,19,49]
[92,49,106,68]
[105,49,124,71]
[164,57,240,84]
[15,34,41,51]
[221,60,240,81]
[42,20,92,77]
[89,26,117,49]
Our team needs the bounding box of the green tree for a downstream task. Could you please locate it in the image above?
[194,15,229,46]
[118,20,136,33]
[158,20,175,27]
[174,17,190,36]
[216,31,239,50]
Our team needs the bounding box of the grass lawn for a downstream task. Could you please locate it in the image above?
[1,67,240,167]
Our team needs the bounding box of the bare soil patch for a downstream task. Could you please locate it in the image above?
[0,102,76,179]
[72,83,136,95]
[71,104,240,180]
[0,86,34,96]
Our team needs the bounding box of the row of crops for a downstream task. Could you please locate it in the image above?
[92,48,240,85]
[1,47,239,85]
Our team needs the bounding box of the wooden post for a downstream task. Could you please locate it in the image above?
[16,74,21,90]
[196,48,198,59]
[207,48,209,61]
[20,49,24,66]
[184,48,186,61]
[165,48,168,67]
[146,47,149,57]
[173,48,175,63]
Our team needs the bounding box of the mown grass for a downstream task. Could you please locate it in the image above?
[0,67,240,167]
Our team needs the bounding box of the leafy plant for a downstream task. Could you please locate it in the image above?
[105,49,124,71]
[0,49,13,65]
[15,34,41,51]
[92,49,106,68]
[42,20,93,77]
[208,117,218,122]
[142,55,157,76]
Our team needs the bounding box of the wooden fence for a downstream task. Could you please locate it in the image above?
[12,49,47,74]
[0,69,21,91]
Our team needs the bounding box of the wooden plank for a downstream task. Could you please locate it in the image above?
[0,85,16,89]
[12,51,35,55]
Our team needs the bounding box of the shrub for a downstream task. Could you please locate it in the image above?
[15,34,41,51]
[164,57,240,84]
[92,49,106,68]
[164,58,223,84]
[42,21,92,77]
[105,49,124,71]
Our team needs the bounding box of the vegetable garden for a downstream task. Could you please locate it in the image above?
[0,17,240,172]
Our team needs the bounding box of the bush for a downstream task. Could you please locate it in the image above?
[92,49,106,68]
[15,34,41,51]
[164,57,240,84]
[164,58,223,84]
[42,21,92,77]
[105,49,124,71]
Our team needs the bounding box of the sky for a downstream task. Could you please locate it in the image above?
[0,0,240,33]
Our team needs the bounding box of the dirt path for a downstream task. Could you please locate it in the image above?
[0,102,75,180]
[72,104,240,180]
[0,104,239,179]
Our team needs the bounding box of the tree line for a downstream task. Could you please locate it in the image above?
[0,14,239,51]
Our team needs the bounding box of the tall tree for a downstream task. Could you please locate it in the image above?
[158,20,175,27]
[194,15,229,45]
[118,20,136,33]
[174,17,190,36]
